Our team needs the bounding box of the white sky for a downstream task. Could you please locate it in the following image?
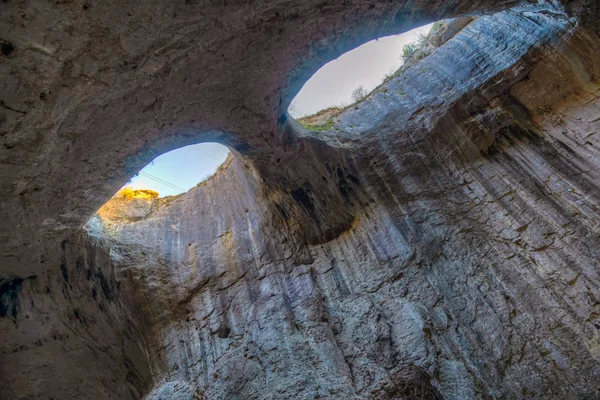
[288,23,433,118]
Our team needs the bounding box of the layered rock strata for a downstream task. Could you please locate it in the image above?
[2,0,600,399]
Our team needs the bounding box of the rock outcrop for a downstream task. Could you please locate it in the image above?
[2,0,600,399]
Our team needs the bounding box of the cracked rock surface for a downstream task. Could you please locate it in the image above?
[2,0,600,399]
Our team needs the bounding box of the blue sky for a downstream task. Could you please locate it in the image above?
[126,142,230,197]
[126,24,432,197]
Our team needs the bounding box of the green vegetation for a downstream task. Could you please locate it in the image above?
[402,42,421,61]
[401,33,431,63]
[298,119,336,131]
[296,107,342,131]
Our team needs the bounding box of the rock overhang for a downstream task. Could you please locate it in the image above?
[1,0,600,399]
[0,0,529,271]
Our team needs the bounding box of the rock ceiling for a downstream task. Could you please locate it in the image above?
[1,0,600,399]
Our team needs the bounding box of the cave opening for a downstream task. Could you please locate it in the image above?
[3,0,600,398]
[286,18,480,133]
[288,22,434,119]
[120,142,230,198]
[93,142,231,222]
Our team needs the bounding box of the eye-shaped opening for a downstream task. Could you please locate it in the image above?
[288,22,436,123]
[93,142,231,222]
[103,141,230,208]
[122,142,230,198]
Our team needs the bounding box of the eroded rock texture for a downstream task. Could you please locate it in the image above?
[0,233,153,398]
[2,0,600,399]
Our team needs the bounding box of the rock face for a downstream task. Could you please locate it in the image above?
[0,232,154,399]
[2,0,600,399]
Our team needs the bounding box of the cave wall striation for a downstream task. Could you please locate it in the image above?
[1,0,600,399]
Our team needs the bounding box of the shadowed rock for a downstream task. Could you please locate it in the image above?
[1,0,600,399]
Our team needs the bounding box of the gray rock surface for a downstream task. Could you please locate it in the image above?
[1,0,600,399]
[0,0,525,277]
[145,381,199,400]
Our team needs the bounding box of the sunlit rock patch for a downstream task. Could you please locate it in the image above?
[97,188,159,222]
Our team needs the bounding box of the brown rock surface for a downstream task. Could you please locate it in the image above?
[2,0,600,399]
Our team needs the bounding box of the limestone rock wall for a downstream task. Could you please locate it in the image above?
[0,0,525,278]
[2,0,600,399]
[0,232,154,399]
[86,3,600,399]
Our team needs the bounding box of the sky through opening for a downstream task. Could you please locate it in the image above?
[126,25,433,197]
[289,23,433,118]
[125,143,230,197]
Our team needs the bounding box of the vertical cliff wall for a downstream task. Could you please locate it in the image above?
[2,0,600,399]
[82,3,600,399]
